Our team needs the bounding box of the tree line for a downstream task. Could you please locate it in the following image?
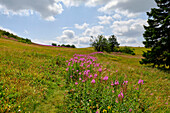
[90,35,135,55]
[52,43,76,48]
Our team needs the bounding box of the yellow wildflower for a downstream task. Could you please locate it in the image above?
[103,109,107,113]
[107,106,111,110]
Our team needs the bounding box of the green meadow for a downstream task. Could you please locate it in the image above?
[0,38,169,112]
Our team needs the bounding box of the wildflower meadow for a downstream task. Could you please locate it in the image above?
[0,38,169,112]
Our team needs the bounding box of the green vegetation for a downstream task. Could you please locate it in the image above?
[0,29,32,44]
[140,0,170,69]
[90,35,135,55]
[52,43,57,46]
[0,38,169,112]
[119,46,135,55]
[60,44,76,48]
[90,35,119,53]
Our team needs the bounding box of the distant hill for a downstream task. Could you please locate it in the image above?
[0,29,32,44]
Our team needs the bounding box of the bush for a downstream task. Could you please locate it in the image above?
[18,38,32,44]
[119,47,135,55]
[52,43,57,46]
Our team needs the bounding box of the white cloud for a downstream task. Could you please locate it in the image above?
[62,30,75,39]
[98,0,156,15]
[60,0,87,7]
[98,15,113,25]
[75,23,89,30]
[118,38,143,47]
[113,14,122,20]
[56,29,78,44]
[79,36,90,45]
[0,0,63,21]
[83,25,104,36]
[110,19,147,46]
[111,19,147,37]
[85,0,110,7]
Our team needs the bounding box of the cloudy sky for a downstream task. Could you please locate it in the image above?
[0,0,156,48]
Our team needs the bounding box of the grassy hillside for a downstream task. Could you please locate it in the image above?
[0,29,32,44]
[0,38,169,112]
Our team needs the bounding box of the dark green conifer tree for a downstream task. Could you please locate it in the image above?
[140,0,170,69]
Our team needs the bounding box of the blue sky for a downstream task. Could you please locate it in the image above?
[0,0,156,48]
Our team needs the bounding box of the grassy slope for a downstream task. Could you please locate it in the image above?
[0,38,169,112]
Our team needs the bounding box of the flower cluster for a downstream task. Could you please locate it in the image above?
[64,53,144,112]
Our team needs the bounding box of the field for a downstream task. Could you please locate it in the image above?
[0,38,169,112]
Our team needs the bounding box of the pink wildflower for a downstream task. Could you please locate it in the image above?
[98,68,102,72]
[87,65,90,68]
[82,80,85,82]
[103,76,108,81]
[79,78,82,81]
[115,80,119,85]
[66,68,69,71]
[129,108,132,112]
[138,79,144,84]
[111,81,114,86]
[68,62,70,66]
[94,74,98,78]
[89,75,93,78]
[70,76,73,78]
[123,81,128,85]
[79,72,81,75]
[91,79,95,84]
[115,99,118,103]
[118,92,124,99]
[75,82,78,85]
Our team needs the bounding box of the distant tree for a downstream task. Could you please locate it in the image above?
[71,44,76,48]
[52,43,57,46]
[108,35,120,52]
[90,35,110,52]
[140,0,170,69]
[61,44,65,47]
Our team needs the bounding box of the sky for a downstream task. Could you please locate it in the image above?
[0,0,157,48]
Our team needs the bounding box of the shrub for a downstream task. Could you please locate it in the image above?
[52,43,57,46]
[119,47,135,55]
